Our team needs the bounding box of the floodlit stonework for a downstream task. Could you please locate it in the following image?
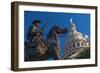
[63,19,90,59]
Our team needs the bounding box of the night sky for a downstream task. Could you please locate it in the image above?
[24,11,90,57]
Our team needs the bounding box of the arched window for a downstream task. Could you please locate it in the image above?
[81,42,84,46]
[66,48,68,51]
[69,46,71,49]
[73,44,75,47]
[77,42,80,46]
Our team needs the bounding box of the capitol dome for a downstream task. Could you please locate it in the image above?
[63,18,90,59]
[66,19,86,43]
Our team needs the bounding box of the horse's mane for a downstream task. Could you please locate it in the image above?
[47,25,68,40]
[47,25,59,40]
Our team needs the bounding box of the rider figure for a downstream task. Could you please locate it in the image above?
[27,20,47,55]
[27,20,42,42]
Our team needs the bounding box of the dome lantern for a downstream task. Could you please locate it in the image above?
[70,18,76,32]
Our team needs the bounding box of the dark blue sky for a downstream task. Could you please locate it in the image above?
[24,11,90,57]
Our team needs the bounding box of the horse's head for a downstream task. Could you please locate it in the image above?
[53,25,68,34]
[47,25,68,41]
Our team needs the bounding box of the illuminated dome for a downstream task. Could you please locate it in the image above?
[63,18,90,59]
[66,18,85,43]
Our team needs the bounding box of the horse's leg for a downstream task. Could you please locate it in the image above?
[53,46,61,60]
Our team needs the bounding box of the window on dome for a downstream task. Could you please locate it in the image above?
[73,44,75,47]
[77,43,80,46]
[81,42,84,46]
[69,46,71,49]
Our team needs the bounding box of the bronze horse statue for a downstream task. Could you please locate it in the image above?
[25,25,68,61]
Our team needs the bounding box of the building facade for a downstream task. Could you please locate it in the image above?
[63,19,90,59]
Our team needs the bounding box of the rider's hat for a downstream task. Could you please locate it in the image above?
[32,20,41,24]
